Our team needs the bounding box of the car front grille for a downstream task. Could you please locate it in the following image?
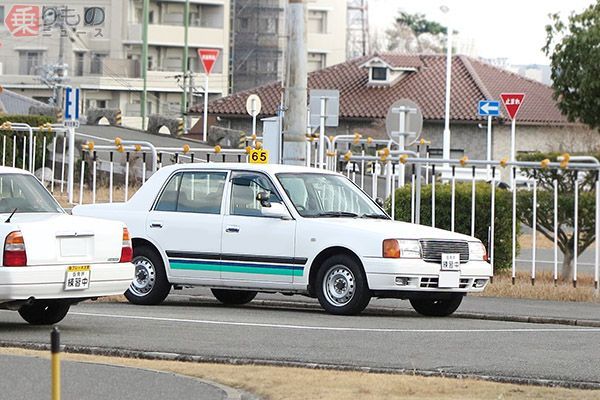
[420,277,471,289]
[419,240,469,264]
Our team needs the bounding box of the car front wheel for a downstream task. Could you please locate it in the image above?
[316,254,371,315]
[18,300,70,325]
[211,289,257,305]
[125,245,171,305]
[410,294,464,317]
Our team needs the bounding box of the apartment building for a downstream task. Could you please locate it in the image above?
[0,1,346,125]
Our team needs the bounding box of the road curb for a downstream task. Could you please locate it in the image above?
[1,341,598,391]
[181,295,600,328]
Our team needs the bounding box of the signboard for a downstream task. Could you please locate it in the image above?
[246,94,262,117]
[500,93,525,120]
[197,49,220,75]
[385,99,423,146]
[5,5,40,37]
[63,86,80,128]
[309,89,339,127]
[477,100,500,117]
[249,149,269,164]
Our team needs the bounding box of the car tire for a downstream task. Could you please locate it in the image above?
[211,289,257,305]
[125,245,171,305]
[410,293,464,317]
[316,254,371,315]
[18,300,70,325]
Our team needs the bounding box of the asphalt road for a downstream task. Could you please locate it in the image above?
[1,295,599,387]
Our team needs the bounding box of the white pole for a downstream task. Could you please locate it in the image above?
[41,136,46,185]
[532,176,537,284]
[12,135,16,168]
[486,115,492,171]
[67,127,75,204]
[431,165,436,227]
[398,109,406,187]
[251,99,257,138]
[203,74,209,142]
[471,167,476,237]
[79,159,85,205]
[490,167,496,271]
[2,135,5,166]
[92,159,97,204]
[442,8,453,163]
[510,118,516,189]
[595,178,599,290]
[51,137,56,192]
[451,166,456,232]
[574,178,579,286]
[553,179,559,283]
[318,97,326,169]
[60,133,66,193]
[27,126,33,172]
[512,168,517,284]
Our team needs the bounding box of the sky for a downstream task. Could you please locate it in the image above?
[368,0,596,65]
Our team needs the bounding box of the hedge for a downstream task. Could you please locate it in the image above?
[387,182,519,270]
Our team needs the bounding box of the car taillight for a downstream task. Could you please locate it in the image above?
[4,231,27,267]
[119,227,133,263]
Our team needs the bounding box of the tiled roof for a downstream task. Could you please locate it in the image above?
[0,88,48,115]
[197,53,570,125]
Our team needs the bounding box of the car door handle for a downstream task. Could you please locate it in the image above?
[225,226,240,233]
[150,222,163,229]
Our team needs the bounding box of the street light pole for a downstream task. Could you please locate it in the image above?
[441,6,452,162]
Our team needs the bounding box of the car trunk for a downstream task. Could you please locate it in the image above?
[10,213,123,266]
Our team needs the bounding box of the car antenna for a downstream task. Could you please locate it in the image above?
[5,208,17,223]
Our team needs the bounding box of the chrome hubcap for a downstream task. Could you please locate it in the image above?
[130,256,155,297]
[323,264,355,307]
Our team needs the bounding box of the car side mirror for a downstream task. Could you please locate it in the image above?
[256,191,271,207]
[261,202,291,220]
[375,198,384,207]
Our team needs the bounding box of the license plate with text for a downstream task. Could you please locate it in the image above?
[64,265,91,291]
[441,253,460,271]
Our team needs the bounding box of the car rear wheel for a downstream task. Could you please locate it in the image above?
[316,254,371,315]
[211,289,257,305]
[410,294,464,317]
[125,245,171,305]
[18,300,70,325]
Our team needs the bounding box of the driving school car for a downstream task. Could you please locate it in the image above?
[73,163,492,316]
[0,167,134,325]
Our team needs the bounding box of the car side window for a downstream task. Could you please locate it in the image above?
[155,171,227,214]
[230,172,281,217]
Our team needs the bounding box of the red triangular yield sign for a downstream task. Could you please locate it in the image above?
[198,49,220,75]
[500,93,525,120]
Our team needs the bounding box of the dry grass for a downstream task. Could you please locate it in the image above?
[478,270,600,303]
[1,347,597,400]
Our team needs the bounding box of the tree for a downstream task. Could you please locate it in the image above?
[385,12,448,54]
[517,152,598,281]
[543,3,600,130]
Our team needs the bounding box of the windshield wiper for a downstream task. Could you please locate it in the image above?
[5,208,17,223]
[360,213,390,220]
[309,211,359,218]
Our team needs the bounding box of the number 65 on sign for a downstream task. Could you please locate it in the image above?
[249,149,269,164]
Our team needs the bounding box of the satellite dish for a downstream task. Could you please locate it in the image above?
[385,99,423,147]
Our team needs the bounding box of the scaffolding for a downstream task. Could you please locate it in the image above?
[347,0,369,59]
[230,0,284,93]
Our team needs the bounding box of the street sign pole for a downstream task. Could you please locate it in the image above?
[487,115,492,169]
[203,74,209,142]
[319,97,326,169]
[251,99,257,137]
[67,126,75,204]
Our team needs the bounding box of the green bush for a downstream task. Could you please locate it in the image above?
[387,182,519,270]
[0,115,56,171]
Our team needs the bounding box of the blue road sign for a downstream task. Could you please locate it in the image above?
[478,100,500,117]
[64,87,80,121]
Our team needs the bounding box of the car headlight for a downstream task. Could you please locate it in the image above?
[383,239,421,259]
[468,241,488,262]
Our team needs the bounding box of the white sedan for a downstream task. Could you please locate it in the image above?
[73,163,492,316]
[0,167,134,325]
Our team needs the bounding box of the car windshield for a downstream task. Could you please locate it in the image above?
[0,174,63,214]
[277,173,388,219]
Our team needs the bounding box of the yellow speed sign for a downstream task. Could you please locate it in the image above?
[249,149,269,164]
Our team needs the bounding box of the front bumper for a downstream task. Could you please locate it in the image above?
[363,257,492,293]
[0,262,134,302]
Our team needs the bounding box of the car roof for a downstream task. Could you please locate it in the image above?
[0,166,32,175]
[161,162,341,175]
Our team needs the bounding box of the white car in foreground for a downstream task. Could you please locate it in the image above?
[74,163,491,316]
[0,167,134,325]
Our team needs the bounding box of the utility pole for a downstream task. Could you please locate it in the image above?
[182,0,190,132]
[141,0,150,130]
[282,0,307,166]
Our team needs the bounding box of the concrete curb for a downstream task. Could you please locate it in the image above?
[180,295,600,328]
[1,341,598,391]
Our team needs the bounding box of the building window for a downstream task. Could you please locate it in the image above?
[371,67,388,81]
[259,17,275,33]
[239,17,250,31]
[308,10,327,34]
[90,52,107,74]
[75,52,85,76]
[307,52,326,72]
[19,51,43,75]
